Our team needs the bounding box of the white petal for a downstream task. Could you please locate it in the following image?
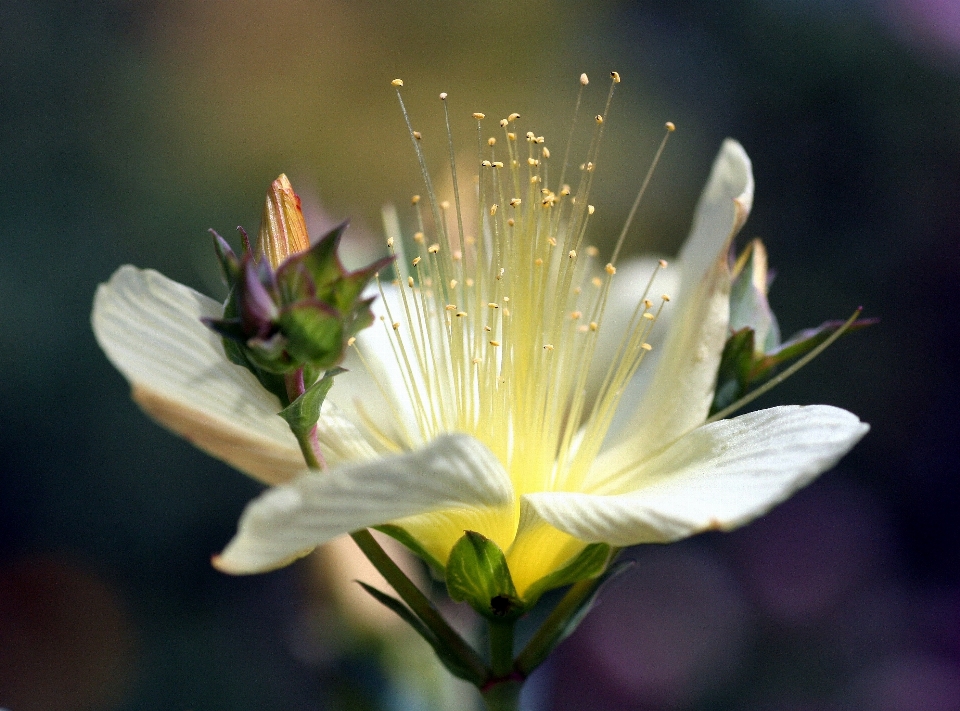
[677,139,754,299]
[92,266,374,485]
[526,405,868,546]
[214,434,514,574]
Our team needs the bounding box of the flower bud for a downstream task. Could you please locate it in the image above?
[257,174,310,268]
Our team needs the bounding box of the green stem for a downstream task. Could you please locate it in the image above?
[480,679,522,711]
[489,618,515,679]
[514,577,601,677]
[285,368,326,470]
[350,529,489,684]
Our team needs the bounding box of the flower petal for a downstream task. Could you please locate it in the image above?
[677,139,754,298]
[92,266,374,485]
[526,405,868,546]
[213,434,514,574]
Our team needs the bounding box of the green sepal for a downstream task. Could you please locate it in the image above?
[521,543,612,607]
[278,367,345,436]
[375,524,446,577]
[276,301,345,368]
[446,531,523,620]
[709,327,756,416]
[356,581,488,686]
[750,317,876,381]
[515,560,633,678]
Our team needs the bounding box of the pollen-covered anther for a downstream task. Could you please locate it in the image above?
[412,257,421,266]
[542,147,550,158]
[507,132,517,141]
[492,161,504,169]
[413,232,425,243]
[530,177,540,185]
[392,322,400,331]
[490,204,498,216]
[386,237,394,248]
[472,357,482,364]
[611,71,621,83]
[595,115,603,124]
[507,218,515,226]
[659,259,669,268]
[428,243,440,254]
[568,250,577,259]
[661,294,671,302]
[534,258,543,266]
[453,250,462,261]
[487,302,499,309]
[586,245,599,257]
[571,310,582,320]
[413,131,422,140]
[484,326,492,332]
[643,312,655,321]
[526,131,536,141]
[440,201,450,210]
[456,311,467,318]
[449,279,458,289]
[407,276,414,287]
[665,121,676,132]
[592,276,603,288]
[528,158,539,166]
[589,321,599,331]
[510,198,522,207]
[481,160,492,168]
[560,184,571,196]
[605,263,616,275]
[347,337,356,346]
[586,162,595,172]
[392,79,404,87]
[641,343,653,351]
[445,304,457,311]
[508,113,520,122]
[466,278,474,286]
[499,119,508,128]
[548,238,557,247]
[473,112,485,120]
[644,299,653,308]
[544,344,554,350]
[588,205,595,215]
[580,73,589,85]
[489,340,501,347]
[488,137,497,146]
[411,195,421,204]
[439,92,448,100]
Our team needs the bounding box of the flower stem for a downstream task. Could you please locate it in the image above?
[489,618,515,678]
[480,678,522,711]
[284,367,327,470]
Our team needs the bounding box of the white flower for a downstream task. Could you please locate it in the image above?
[92,138,868,600]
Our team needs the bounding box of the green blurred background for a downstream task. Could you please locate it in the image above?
[3,0,960,709]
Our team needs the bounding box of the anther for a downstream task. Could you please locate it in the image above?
[580,73,589,86]
[391,79,404,87]
[490,204,498,215]
[500,119,508,128]
[347,337,356,346]
[413,131,422,140]
[659,259,668,268]
[456,312,467,318]
[528,158,539,166]
[526,131,535,141]
[412,195,421,204]
[510,198,521,207]
[507,132,517,141]
[586,162,595,172]
[488,137,497,146]
[392,322,400,330]
[492,161,504,168]
[641,343,653,351]
[407,276,414,287]
[595,114,603,124]
[560,185,571,196]
[428,244,440,254]
[503,296,510,302]
[644,299,653,308]
[445,304,457,311]
[413,232,425,243]
[481,160,492,167]
[473,112,485,120]
[587,246,599,257]
[592,277,603,288]
[643,313,655,320]
[535,258,543,266]
[507,218,515,226]
[661,294,671,302]
[548,237,557,246]
[412,257,421,266]
[589,322,598,331]
[588,205,595,215]
[450,279,458,289]
[544,344,554,350]
[440,92,447,100]
[484,326,492,332]
[386,237,394,248]
[542,147,550,159]
[508,113,520,122]
[489,340,501,347]
[665,121,675,132]
[568,250,577,259]
[610,71,621,83]
[605,263,616,275]
[571,310,582,320]
[488,302,499,309]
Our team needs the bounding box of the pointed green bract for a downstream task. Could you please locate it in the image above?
[445,531,522,620]
[278,367,346,437]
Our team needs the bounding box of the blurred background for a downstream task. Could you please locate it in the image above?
[2,0,960,709]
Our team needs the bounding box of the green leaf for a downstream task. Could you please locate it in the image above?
[356,582,488,685]
[445,531,522,620]
[375,524,447,577]
[709,328,755,416]
[278,367,345,436]
[521,543,612,607]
